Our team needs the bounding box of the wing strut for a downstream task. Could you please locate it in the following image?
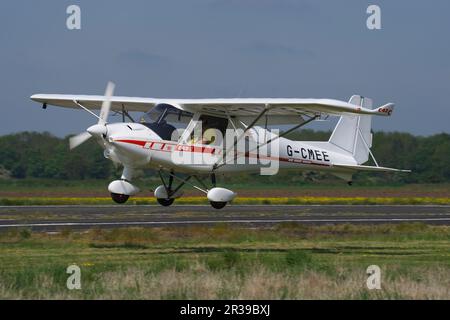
[121,104,135,123]
[257,115,319,151]
[357,127,379,167]
[213,110,319,171]
[73,100,101,121]
[213,104,270,170]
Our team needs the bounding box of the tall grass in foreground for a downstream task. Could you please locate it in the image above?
[1,264,449,299]
[0,223,449,299]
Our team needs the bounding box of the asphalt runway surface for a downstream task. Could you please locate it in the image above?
[0,204,449,232]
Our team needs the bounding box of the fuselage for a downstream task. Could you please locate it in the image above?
[103,122,355,176]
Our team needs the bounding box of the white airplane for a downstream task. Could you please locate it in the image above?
[31,82,410,209]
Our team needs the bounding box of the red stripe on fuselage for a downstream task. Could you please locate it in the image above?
[114,139,147,147]
[113,139,331,168]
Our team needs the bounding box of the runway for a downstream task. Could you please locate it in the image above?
[0,204,449,231]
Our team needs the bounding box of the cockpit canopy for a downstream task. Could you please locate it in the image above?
[140,104,193,141]
[140,103,229,145]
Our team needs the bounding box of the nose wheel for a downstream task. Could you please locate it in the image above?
[111,193,129,204]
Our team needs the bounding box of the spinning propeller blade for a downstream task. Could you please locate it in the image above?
[69,131,92,150]
[70,81,115,150]
[99,81,115,125]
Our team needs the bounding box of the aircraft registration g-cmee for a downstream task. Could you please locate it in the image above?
[31,82,410,209]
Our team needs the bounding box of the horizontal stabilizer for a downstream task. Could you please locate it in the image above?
[333,164,411,173]
[374,103,394,116]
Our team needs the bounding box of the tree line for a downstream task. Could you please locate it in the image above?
[0,131,449,183]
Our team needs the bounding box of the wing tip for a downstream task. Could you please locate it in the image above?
[30,94,47,102]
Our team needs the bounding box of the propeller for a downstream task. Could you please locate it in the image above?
[69,131,91,150]
[69,82,115,150]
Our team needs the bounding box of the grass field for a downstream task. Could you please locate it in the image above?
[1,179,449,197]
[1,180,449,205]
[1,196,449,206]
[0,180,448,299]
[0,223,449,299]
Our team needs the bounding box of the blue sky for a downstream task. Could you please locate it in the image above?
[1,0,449,136]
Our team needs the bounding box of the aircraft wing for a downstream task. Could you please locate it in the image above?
[30,95,394,120]
[30,94,160,113]
[178,98,395,118]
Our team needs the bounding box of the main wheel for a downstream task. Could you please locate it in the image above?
[111,193,129,204]
[210,201,227,209]
[157,198,175,207]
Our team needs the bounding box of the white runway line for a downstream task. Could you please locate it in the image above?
[1,217,450,228]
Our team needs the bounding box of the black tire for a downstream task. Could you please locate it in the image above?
[111,193,129,204]
[210,201,227,209]
[157,198,175,207]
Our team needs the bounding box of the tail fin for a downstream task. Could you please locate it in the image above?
[329,95,373,164]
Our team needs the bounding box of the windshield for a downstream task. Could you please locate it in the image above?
[140,104,193,141]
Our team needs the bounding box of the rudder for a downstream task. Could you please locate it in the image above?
[329,95,373,164]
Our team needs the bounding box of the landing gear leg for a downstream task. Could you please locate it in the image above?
[156,170,175,207]
[168,170,174,194]
[155,170,235,210]
[155,170,189,207]
[211,173,216,187]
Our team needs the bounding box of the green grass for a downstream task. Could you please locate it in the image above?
[1,179,449,194]
[0,196,448,205]
[1,179,448,205]
[0,223,449,299]
[0,178,109,191]
[0,178,450,205]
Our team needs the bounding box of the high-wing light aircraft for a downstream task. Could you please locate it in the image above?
[31,82,410,209]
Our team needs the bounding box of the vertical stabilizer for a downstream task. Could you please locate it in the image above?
[329,95,373,164]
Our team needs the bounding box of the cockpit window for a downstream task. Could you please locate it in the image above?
[190,115,229,146]
[140,104,193,141]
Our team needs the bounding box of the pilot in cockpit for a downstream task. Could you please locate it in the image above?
[190,115,228,146]
[141,104,228,145]
[141,104,193,141]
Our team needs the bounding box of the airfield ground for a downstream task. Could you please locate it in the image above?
[0,223,449,299]
[1,182,449,205]
[1,181,449,198]
[0,182,448,299]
